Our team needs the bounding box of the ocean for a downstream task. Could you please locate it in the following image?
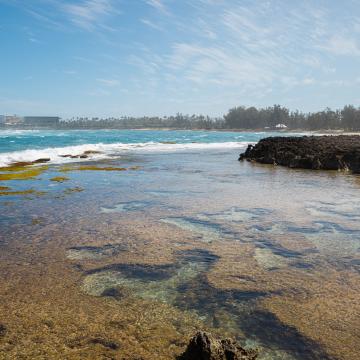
[0,129,300,166]
[0,129,359,360]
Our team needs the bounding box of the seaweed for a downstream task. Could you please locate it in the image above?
[50,176,69,182]
[0,166,48,181]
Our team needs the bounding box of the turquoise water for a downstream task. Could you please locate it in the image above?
[0,129,301,166]
[0,129,264,152]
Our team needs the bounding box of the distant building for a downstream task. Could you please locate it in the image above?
[23,116,60,127]
[5,115,23,125]
[0,115,5,124]
[275,123,288,129]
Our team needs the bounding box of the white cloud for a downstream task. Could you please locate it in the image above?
[145,0,169,15]
[140,18,163,31]
[320,35,360,56]
[96,78,120,86]
[302,78,315,85]
[63,0,114,30]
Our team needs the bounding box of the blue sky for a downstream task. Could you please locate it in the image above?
[0,0,360,118]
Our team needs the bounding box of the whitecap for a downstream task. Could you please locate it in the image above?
[0,141,250,167]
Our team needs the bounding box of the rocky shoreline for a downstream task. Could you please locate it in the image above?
[239,135,360,173]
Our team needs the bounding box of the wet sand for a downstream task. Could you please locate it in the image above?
[0,149,359,359]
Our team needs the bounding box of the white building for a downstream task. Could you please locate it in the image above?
[275,123,288,129]
[5,115,23,125]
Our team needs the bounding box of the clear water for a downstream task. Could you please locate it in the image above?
[0,129,359,360]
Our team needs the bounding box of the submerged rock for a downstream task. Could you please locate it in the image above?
[239,136,360,173]
[178,331,258,360]
[32,158,50,164]
[0,324,6,337]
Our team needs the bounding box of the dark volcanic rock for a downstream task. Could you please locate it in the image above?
[239,135,360,173]
[32,158,50,163]
[178,331,258,360]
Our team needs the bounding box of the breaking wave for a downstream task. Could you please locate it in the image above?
[0,141,250,167]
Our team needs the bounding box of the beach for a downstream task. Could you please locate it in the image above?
[0,130,359,359]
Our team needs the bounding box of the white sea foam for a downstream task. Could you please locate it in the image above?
[0,141,250,167]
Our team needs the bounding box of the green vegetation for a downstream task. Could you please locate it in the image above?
[16,104,356,131]
[0,166,48,181]
[223,104,360,130]
[50,176,69,182]
[0,189,46,196]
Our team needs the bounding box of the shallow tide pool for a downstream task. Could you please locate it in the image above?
[0,134,359,359]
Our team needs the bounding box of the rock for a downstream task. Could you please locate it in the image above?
[32,158,50,163]
[239,135,360,173]
[83,150,102,155]
[0,324,6,337]
[7,158,50,167]
[88,337,119,350]
[178,331,258,360]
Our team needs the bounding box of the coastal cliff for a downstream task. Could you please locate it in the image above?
[239,135,360,173]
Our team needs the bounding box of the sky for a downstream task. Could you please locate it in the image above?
[0,0,360,118]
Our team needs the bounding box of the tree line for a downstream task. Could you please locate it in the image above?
[3,105,359,130]
[57,105,360,131]
[223,105,360,130]
[58,114,224,130]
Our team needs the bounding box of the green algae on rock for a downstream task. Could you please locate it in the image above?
[0,189,47,197]
[50,176,70,183]
[0,166,48,181]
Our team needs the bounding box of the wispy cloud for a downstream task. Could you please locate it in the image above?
[140,18,163,31]
[145,0,170,15]
[63,0,115,30]
[96,78,120,86]
[319,34,360,56]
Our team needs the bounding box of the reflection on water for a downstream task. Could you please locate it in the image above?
[100,201,153,213]
[0,149,359,360]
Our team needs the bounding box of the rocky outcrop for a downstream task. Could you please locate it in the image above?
[178,331,258,360]
[239,136,360,173]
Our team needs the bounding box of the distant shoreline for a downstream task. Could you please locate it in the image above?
[1,126,360,135]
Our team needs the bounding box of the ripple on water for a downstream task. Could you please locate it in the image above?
[160,217,237,243]
[100,201,153,213]
[199,207,273,223]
